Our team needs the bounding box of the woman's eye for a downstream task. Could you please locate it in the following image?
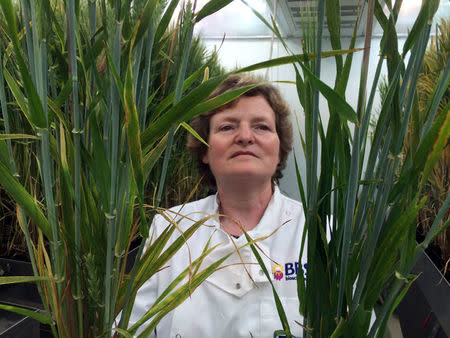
[219,125,233,131]
[256,124,270,131]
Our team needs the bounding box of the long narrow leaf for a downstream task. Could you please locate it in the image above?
[0,276,48,285]
[0,161,52,238]
[0,303,53,325]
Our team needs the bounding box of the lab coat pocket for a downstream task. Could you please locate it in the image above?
[260,296,303,338]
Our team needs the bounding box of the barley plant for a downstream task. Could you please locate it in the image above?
[1,0,448,337]
[0,0,258,336]
[243,0,450,337]
[412,18,449,264]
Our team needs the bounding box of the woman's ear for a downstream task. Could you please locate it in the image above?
[202,153,209,164]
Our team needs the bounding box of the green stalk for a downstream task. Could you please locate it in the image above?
[394,26,430,153]
[338,0,375,318]
[119,3,196,329]
[67,0,84,334]
[89,0,96,38]
[304,1,324,333]
[21,0,36,85]
[0,54,17,173]
[115,18,157,328]
[420,59,450,140]
[1,49,58,335]
[155,3,195,210]
[36,48,61,296]
[138,23,155,129]
[132,39,144,98]
[351,157,396,316]
[103,21,122,332]
[353,61,402,243]
[110,165,130,327]
[88,0,96,135]
[18,209,58,337]
[29,0,42,93]
[26,0,63,297]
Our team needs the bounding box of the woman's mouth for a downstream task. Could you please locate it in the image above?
[231,151,256,158]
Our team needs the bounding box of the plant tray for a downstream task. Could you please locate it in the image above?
[0,308,39,338]
[397,250,450,337]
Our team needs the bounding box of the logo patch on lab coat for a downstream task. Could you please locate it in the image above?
[273,262,307,281]
[272,264,284,280]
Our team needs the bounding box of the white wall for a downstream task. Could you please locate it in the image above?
[201,36,404,200]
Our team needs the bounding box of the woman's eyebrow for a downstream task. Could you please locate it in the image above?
[251,116,273,123]
[216,116,239,123]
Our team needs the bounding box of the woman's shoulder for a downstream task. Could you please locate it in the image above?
[152,194,218,230]
[275,187,304,211]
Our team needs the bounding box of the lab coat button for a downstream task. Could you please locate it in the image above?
[259,269,264,276]
[235,283,241,289]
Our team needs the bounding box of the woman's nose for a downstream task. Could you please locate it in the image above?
[236,124,254,145]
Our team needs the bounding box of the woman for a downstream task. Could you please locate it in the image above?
[130,74,306,337]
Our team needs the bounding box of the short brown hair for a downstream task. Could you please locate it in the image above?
[187,74,293,189]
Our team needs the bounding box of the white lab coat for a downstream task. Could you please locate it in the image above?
[129,186,306,337]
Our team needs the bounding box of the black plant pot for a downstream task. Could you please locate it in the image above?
[0,308,40,338]
[0,243,141,337]
[396,250,450,338]
[0,258,43,337]
[0,258,42,310]
[0,240,141,307]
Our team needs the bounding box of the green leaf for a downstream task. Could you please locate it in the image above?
[0,0,47,128]
[0,161,52,239]
[136,252,231,337]
[421,192,450,249]
[245,232,292,337]
[143,135,168,183]
[241,0,284,46]
[147,215,217,278]
[195,0,234,22]
[151,241,222,312]
[153,62,210,118]
[236,49,363,74]
[0,276,48,285]
[375,273,420,336]
[130,225,176,295]
[3,68,32,126]
[141,74,228,147]
[326,0,343,75]
[0,140,10,168]
[177,84,257,123]
[112,327,133,338]
[154,0,180,43]
[418,101,450,190]
[54,77,74,108]
[48,98,71,131]
[401,0,429,56]
[134,0,159,46]
[0,303,53,325]
[365,197,425,306]
[0,134,39,140]
[124,65,144,194]
[297,60,358,124]
[181,122,208,147]
[89,111,111,206]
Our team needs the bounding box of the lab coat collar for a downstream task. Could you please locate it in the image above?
[202,187,283,297]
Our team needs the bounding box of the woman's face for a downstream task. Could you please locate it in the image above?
[202,95,280,186]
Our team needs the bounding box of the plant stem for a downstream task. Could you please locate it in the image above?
[104,21,122,332]
[67,0,84,334]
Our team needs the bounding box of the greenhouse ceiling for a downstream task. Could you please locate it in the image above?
[194,0,449,39]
